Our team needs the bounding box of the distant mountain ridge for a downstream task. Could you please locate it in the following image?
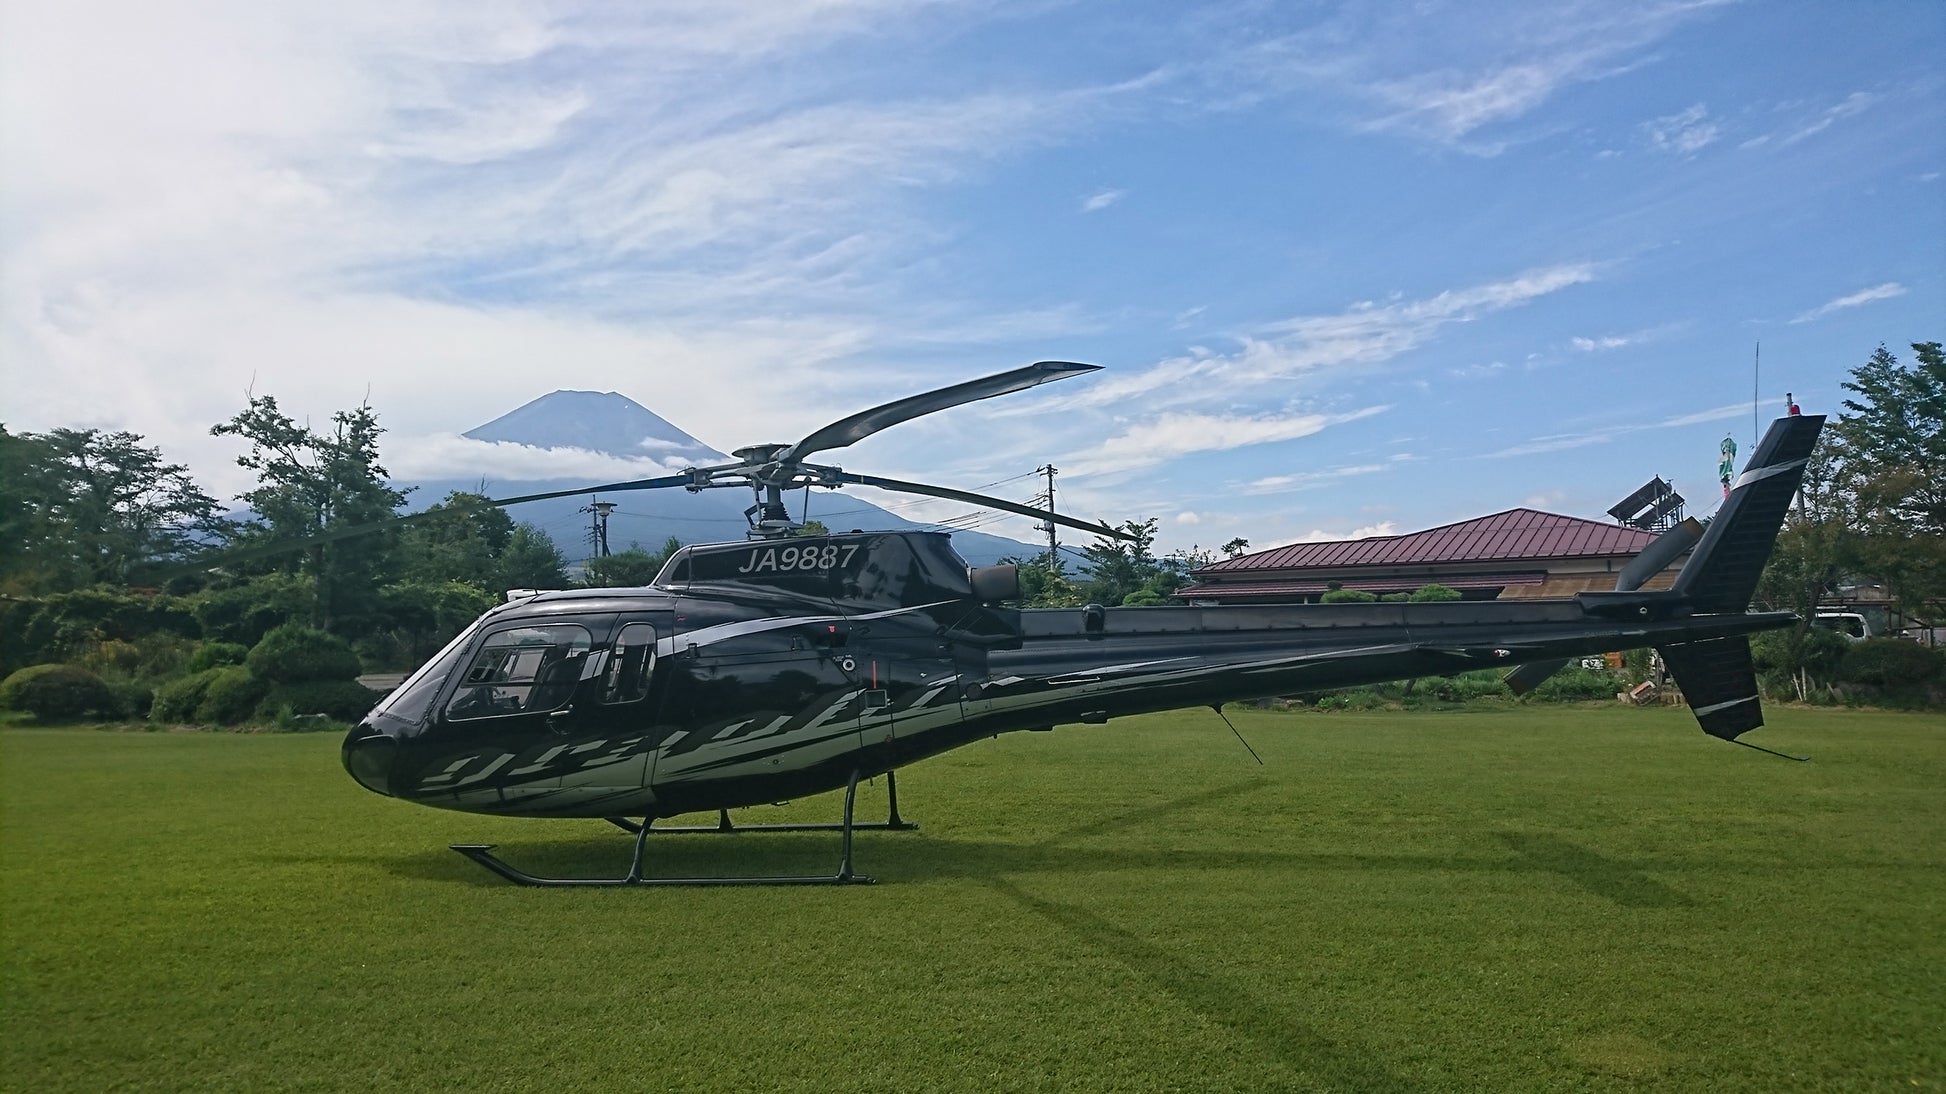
[402,390,1044,567]
[464,390,727,465]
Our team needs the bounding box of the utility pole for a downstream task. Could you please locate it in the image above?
[1035,464,1059,571]
[581,498,616,558]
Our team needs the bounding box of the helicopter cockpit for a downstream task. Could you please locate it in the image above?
[445,625,593,719]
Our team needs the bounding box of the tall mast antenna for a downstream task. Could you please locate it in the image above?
[1753,342,1761,447]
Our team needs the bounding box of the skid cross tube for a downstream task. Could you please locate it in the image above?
[450,770,882,887]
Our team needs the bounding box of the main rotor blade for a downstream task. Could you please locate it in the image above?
[145,473,696,579]
[832,470,1132,540]
[782,361,1100,464]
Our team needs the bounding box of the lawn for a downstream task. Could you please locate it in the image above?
[3,706,1941,1092]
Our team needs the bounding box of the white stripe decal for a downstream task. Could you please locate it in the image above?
[1693,694,1759,717]
[655,600,960,657]
[1733,458,1807,490]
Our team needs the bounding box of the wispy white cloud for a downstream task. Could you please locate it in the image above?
[387,435,690,484]
[1782,91,1876,145]
[1070,406,1389,476]
[1741,90,1879,150]
[1790,282,1906,324]
[1081,188,1125,212]
[1643,103,1719,155]
[1218,1,1731,151]
[1288,520,1398,544]
[1068,264,1597,412]
[1571,335,1631,352]
[1245,463,1390,495]
[1482,400,1750,459]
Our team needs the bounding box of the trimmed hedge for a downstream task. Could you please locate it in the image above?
[256,680,378,723]
[0,664,117,721]
[188,642,250,673]
[1531,665,1623,702]
[196,666,271,725]
[245,624,361,684]
[1839,638,1944,689]
[152,669,225,723]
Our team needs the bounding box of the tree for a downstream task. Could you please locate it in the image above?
[394,492,513,588]
[212,396,408,630]
[497,524,571,590]
[586,536,683,587]
[0,426,222,590]
[998,557,1085,606]
[390,491,567,592]
[1077,518,1162,606]
[1838,341,1946,615]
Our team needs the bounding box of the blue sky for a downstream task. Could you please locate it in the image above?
[3,0,1941,556]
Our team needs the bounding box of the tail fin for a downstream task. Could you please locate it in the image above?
[1670,414,1824,612]
[1657,635,1761,739]
[1656,413,1823,741]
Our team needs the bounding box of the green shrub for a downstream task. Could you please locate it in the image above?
[256,680,377,723]
[0,664,117,721]
[1531,665,1622,702]
[1321,589,1378,603]
[133,632,198,678]
[189,572,314,645]
[1427,671,1510,702]
[194,667,270,725]
[1752,627,1850,693]
[1839,638,1944,689]
[79,639,142,676]
[152,669,225,723]
[1408,583,1463,602]
[109,679,155,719]
[188,641,250,673]
[245,624,362,684]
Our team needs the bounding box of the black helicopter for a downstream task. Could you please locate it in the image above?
[334,361,1824,887]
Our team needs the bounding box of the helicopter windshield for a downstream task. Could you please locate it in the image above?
[369,616,488,728]
[446,624,594,721]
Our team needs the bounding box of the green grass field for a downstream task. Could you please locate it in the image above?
[3,706,1942,1092]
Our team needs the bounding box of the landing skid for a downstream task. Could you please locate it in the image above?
[449,770,905,887]
[603,770,919,835]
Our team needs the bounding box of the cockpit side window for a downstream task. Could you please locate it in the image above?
[446,624,593,721]
[602,622,657,704]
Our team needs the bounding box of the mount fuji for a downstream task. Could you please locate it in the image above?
[399,391,1045,567]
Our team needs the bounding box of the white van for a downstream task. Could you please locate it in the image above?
[1813,612,1873,640]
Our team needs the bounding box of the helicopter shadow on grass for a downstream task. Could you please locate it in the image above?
[356,785,1696,1088]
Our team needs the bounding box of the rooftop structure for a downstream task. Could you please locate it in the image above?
[1177,508,1678,604]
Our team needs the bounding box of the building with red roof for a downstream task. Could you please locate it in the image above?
[1176,507,1683,604]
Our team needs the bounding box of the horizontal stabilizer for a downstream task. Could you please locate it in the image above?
[1658,636,1762,740]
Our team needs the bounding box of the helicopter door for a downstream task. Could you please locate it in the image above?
[855,651,963,762]
[651,603,865,791]
[549,620,661,799]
